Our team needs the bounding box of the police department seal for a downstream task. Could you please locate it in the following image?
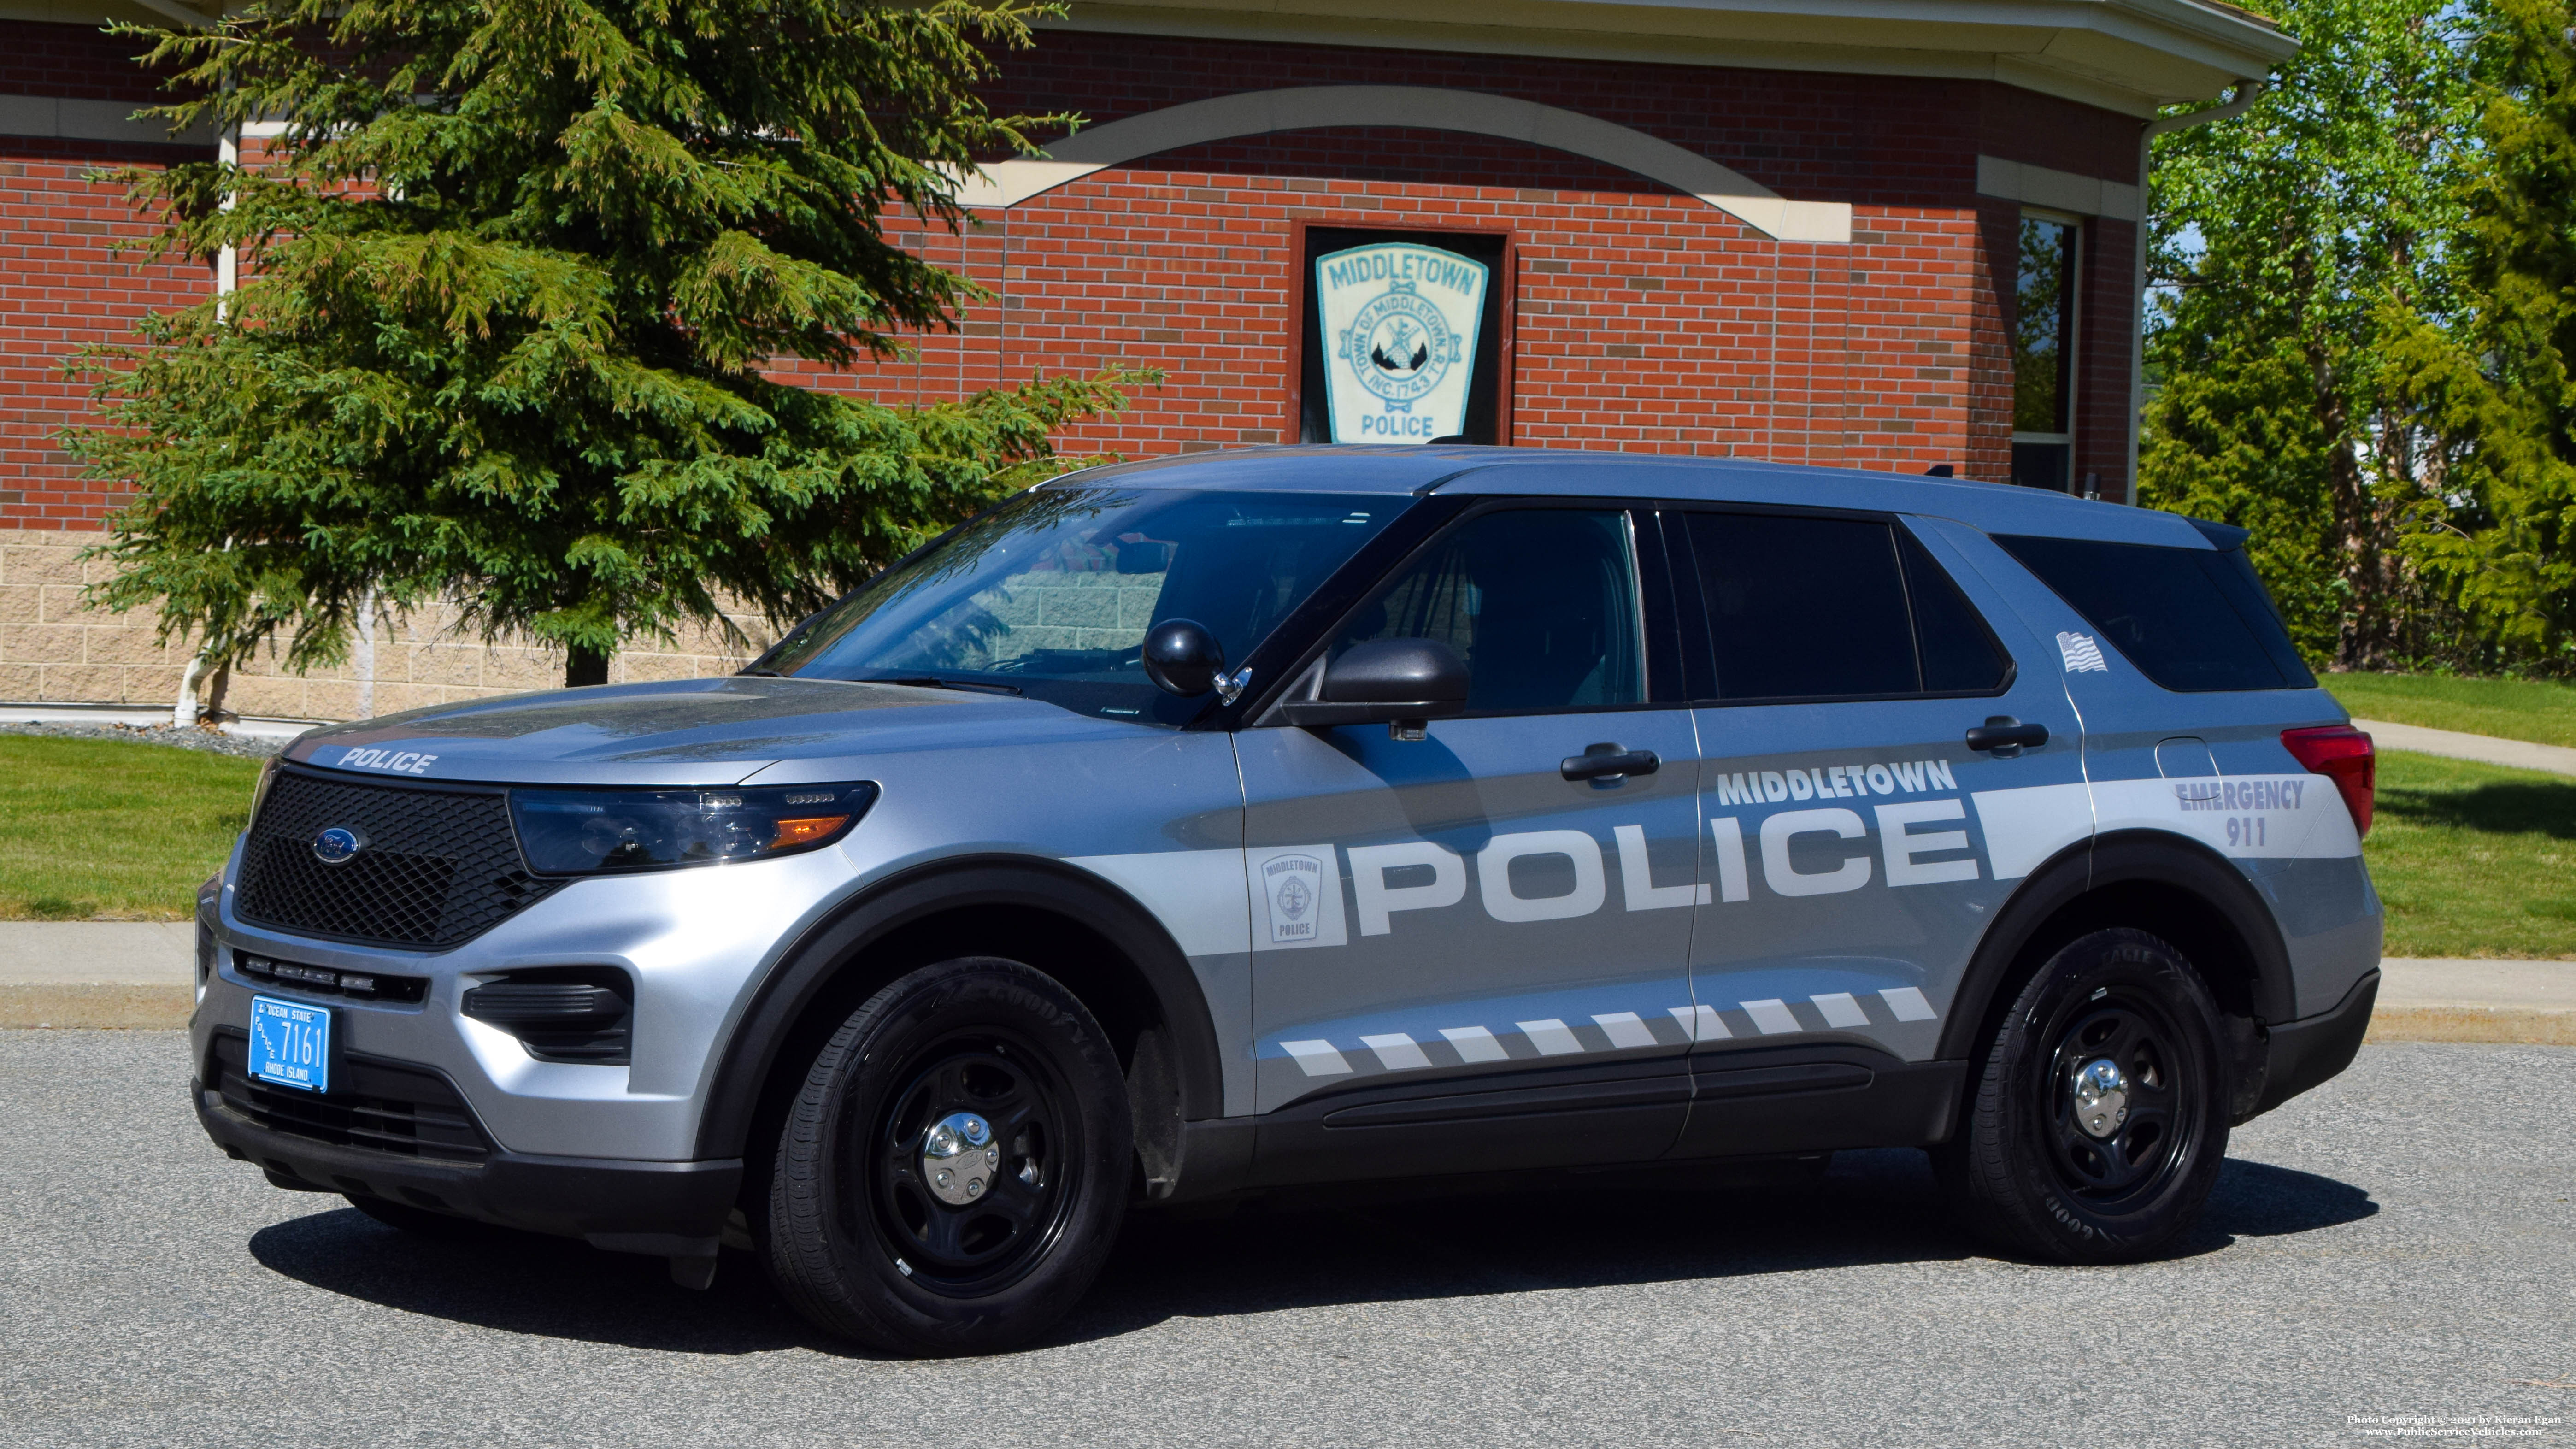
[1339,281,1461,410]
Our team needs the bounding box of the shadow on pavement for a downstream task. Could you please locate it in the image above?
[248,1208,823,1356]
[247,1150,2376,1356]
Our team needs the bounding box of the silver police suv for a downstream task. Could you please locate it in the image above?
[192,448,2382,1354]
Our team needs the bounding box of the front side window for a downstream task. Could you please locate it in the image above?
[1686,512,2010,701]
[762,489,1402,723]
[1334,508,1645,713]
[2012,214,2080,493]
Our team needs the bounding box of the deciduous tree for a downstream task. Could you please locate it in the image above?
[2139,0,2479,669]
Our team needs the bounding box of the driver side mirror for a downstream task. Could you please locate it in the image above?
[1142,618,1228,698]
[1280,638,1470,733]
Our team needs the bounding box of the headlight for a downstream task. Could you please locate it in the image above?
[508,781,880,876]
[248,756,280,825]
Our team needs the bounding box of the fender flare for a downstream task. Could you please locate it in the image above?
[1936,829,2296,1065]
[690,854,1226,1162]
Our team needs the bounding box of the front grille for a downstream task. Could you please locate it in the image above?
[235,769,562,948]
[209,1031,491,1163]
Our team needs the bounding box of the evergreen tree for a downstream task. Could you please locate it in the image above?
[2396,0,2576,666]
[2138,0,2479,670]
[71,0,1136,692]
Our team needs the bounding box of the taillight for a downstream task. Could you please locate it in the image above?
[2282,725,2375,837]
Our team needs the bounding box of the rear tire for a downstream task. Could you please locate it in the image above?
[1935,927,2230,1262]
[765,957,1131,1356]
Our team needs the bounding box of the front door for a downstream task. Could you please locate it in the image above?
[1235,503,1703,1180]
[1664,507,2090,1153]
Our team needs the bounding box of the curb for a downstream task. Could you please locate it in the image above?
[8,985,2571,1046]
[1,983,193,1029]
[2365,1005,2576,1047]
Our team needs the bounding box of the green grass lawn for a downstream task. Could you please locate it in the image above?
[0,736,259,920]
[2367,750,2576,959]
[2323,671,2576,748]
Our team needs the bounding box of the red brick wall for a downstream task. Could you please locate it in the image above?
[0,143,211,528]
[0,20,2146,529]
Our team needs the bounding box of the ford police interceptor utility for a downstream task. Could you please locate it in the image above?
[191,447,2382,1355]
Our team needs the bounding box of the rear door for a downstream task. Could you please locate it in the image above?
[1663,507,2089,1154]
[1235,501,1703,1181]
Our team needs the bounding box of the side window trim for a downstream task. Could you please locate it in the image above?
[1894,517,2019,698]
[1660,503,2017,707]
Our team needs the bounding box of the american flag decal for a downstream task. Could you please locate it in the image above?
[2057,631,2109,673]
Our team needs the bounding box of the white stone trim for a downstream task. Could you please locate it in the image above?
[0,93,212,146]
[1975,154,2141,223]
[954,84,1853,242]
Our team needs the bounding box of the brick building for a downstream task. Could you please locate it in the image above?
[0,0,2291,717]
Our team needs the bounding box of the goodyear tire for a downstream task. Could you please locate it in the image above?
[1936,928,2230,1263]
[765,957,1131,1355]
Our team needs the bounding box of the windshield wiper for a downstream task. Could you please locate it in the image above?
[856,674,1023,696]
[737,667,788,677]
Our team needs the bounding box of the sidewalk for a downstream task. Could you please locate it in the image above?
[2,922,2564,1042]
[2352,717,2576,778]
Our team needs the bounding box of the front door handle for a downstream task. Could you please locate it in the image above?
[1964,716,2050,754]
[1562,744,1660,781]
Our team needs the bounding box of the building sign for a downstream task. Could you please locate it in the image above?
[1314,242,1490,444]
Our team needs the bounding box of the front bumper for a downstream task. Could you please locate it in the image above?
[194,1070,741,1255]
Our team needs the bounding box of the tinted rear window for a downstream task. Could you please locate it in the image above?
[1996,535,2317,693]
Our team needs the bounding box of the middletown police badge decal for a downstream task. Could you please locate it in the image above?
[1313,242,1488,443]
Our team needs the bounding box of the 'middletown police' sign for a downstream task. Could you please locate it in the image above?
[1315,242,1488,443]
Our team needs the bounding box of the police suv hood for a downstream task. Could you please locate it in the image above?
[284,677,1135,786]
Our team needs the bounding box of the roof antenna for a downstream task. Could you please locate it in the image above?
[1924,464,1955,478]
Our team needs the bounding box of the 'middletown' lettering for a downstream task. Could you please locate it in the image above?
[1713,760,1957,807]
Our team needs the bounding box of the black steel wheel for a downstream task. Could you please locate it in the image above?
[766,957,1131,1355]
[1936,927,2230,1262]
[866,1032,1078,1295]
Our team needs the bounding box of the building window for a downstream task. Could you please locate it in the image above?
[2011,213,2080,491]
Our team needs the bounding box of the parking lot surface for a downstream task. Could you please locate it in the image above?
[2,1032,2568,1449]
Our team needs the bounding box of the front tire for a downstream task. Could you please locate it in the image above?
[765,957,1132,1355]
[1936,928,2230,1262]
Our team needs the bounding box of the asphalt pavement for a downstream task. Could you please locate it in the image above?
[1,1031,2568,1448]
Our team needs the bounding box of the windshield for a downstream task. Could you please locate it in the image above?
[758,488,1404,724]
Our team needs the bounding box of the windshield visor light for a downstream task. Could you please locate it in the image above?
[509,782,880,876]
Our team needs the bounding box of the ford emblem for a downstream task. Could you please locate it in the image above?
[312,826,366,866]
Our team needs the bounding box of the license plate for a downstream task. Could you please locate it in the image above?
[248,995,331,1094]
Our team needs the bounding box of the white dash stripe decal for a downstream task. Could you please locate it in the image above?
[1359,1033,1431,1072]
[1811,992,1870,1029]
[1439,1025,1510,1063]
[1741,999,1802,1035]
[1517,1019,1586,1055]
[1592,1011,1658,1050]
[1880,986,1939,1022]
[1280,1040,1352,1076]
[1670,1004,1730,1042]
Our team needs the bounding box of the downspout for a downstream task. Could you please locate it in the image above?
[2124,79,2268,506]
[178,93,239,729]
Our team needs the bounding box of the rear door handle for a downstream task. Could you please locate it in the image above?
[1562,745,1660,781]
[1964,716,2049,754]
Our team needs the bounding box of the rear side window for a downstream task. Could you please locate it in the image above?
[1684,513,2010,701]
[1996,535,2317,692]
